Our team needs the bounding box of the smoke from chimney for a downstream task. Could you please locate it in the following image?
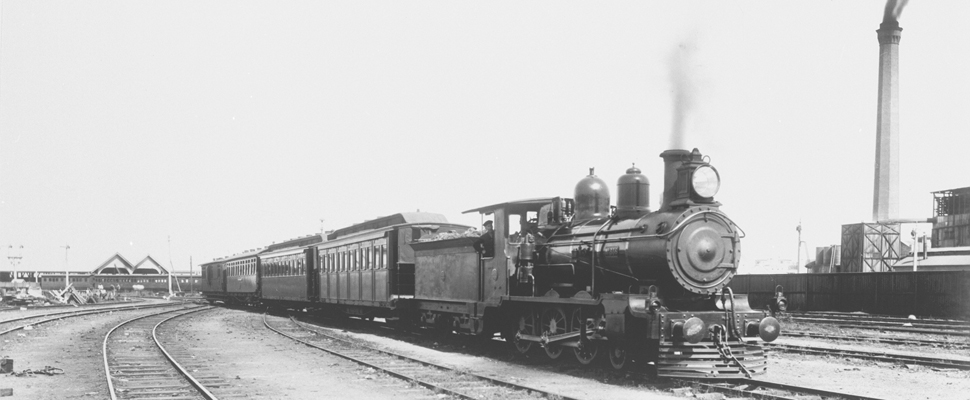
[883,0,909,23]
[668,39,698,150]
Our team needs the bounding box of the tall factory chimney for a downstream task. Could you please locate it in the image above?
[872,1,905,222]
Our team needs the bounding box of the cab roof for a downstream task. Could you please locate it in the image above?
[463,197,556,215]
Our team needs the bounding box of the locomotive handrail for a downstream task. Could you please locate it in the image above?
[545,211,747,252]
[545,209,744,249]
[590,219,614,294]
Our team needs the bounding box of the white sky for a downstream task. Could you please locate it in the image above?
[1,1,968,274]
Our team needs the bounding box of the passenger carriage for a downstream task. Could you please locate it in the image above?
[259,235,322,305]
[215,249,264,304]
[313,212,470,318]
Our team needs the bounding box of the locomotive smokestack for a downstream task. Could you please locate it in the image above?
[660,149,690,210]
[872,0,906,222]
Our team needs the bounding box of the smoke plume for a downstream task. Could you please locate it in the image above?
[883,0,909,23]
[668,39,698,150]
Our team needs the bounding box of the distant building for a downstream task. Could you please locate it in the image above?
[92,253,170,275]
[932,187,970,248]
[37,252,199,292]
[883,187,970,272]
[894,246,970,272]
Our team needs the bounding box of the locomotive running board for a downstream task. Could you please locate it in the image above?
[657,340,767,379]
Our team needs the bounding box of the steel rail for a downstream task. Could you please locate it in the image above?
[727,379,886,400]
[671,377,888,400]
[0,299,145,313]
[263,314,577,400]
[0,302,180,336]
[102,305,210,400]
[789,316,970,332]
[798,311,970,327]
[765,342,970,370]
[151,307,220,400]
[782,330,970,349]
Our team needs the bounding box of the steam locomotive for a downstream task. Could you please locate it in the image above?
[201,148,780,379]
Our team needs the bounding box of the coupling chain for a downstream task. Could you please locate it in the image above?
[711,324,752,379]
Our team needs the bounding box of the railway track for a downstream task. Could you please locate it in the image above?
[766,342,970,371]
[0,302,185,336]
[680,379,887,400]
[783,330,970,349]
[799,311,970,326]
[103,305,239,400]
[788,313,970,336]
[262,313,577,400]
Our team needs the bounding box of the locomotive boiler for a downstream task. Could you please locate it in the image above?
[525,148,741,300]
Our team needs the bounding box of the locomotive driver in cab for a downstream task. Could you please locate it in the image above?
[474,220,495,258]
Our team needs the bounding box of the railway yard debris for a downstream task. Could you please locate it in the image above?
[8,366,63,377]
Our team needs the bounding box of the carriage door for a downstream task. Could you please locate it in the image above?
[305,247,317,301]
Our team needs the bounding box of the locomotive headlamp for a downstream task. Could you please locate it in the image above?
[691,166,720,198]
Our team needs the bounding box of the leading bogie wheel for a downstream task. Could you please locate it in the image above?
[607,341,628,370]
[541,307,567,360]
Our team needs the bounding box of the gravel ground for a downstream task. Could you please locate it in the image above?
[297,319,682,400]
[0,306,158,398]
[2,303,967,399]
[163,307,448,399]
[0,305,448,399]
[766,353,970,400]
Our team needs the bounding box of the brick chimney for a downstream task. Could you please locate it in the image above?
[873,20,902,222]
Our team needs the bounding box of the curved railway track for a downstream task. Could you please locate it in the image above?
[0,302,185,336]
[262,313,576,400]
[103,305,231,400]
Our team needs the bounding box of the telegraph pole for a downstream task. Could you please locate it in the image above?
[61,245,70,289]
[796,223,802,273]
[911,229,919,272]
[167,236,173,297]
